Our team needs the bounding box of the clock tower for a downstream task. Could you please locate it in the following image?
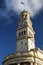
[16,10,35,52]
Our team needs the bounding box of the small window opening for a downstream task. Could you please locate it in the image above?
[24,31,26,35]
[21,31,23,35]
[19,32,21,36]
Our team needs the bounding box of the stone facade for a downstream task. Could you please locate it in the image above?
[2,10,43,65]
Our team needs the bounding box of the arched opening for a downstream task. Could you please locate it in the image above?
[9,63,17,65]
[20,62,30,65]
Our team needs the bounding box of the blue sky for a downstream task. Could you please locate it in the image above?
[0,0,43,65]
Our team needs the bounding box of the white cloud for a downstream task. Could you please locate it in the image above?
[5,0,43,17]
[0,9,15,25]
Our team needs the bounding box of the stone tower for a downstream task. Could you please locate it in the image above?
[2,10,43,65]
[16,10,35,52]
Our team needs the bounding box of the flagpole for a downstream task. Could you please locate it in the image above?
[21,2,25,10]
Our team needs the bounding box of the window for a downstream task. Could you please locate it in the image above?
[24,31,26,35]
[19,32,21,36]
[25,14,27,18]
[21,31,23,35]
[19,30,26,37]
[20,62,30,65]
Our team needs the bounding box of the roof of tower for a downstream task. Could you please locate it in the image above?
[21,10,30,14]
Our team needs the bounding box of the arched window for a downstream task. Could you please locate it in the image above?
[25,14,27,18]
[24,31,26,35]
[20,62,30,65]
[19,32,21,36]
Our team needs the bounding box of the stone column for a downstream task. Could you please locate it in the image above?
[33,62,37,65]
[17,63,20,65]
[31,62,33,65]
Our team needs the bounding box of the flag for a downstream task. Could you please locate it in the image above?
[21,2,24,4]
